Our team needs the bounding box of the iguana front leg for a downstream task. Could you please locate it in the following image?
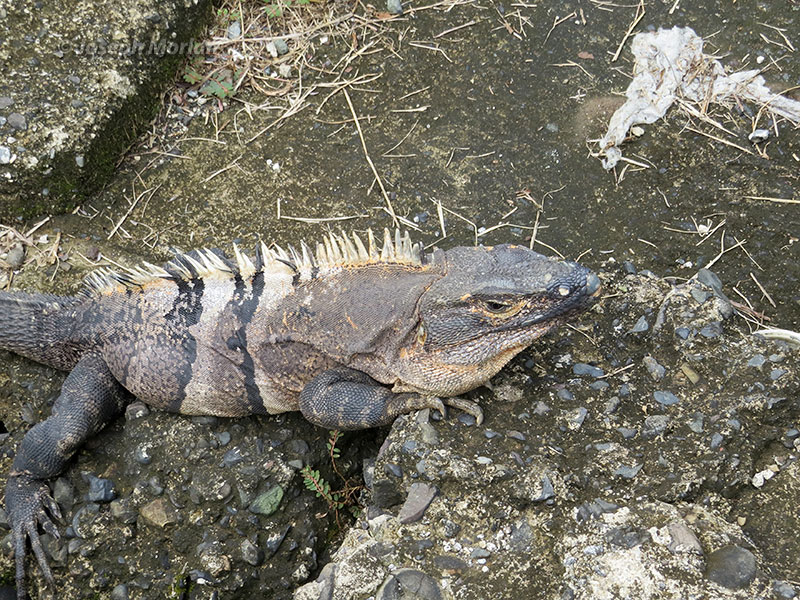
[4,352,128,600]
[298,367,483,429]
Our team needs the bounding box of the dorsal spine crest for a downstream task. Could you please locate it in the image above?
[80,229,426,297]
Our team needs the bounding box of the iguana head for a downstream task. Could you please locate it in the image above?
[393,244,601,396]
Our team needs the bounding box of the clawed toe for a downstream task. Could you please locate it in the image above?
[6,475,61,597]
[443,397,484,425]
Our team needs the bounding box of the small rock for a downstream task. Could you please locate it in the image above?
[110,584,129,600]
[140,497,179,528]
[688,413,705,433]
[770,368,787,381]
[773,581,797,599]
[223,446,246,467]
[605,396,621,414]
[705,545,757,589]
[666,521,702,554]
[215,431,232,446]
[134,445,152,465]
[534,401,551,415]
[691,288,711,304]
[630,315,649,333]
[0,97,13,109]
[394,568,442,600]
[643,356,665,380]
[384,463,403,478]
[5,244,25,268]
[7,113,26,131]
[200,548,231,577]
[53,478,75,512]
[699,322,723,339]
[441,519,460,538]
[273,39,289,55]
[533,475,555,502]
[675,327,691,339]
[653,390,679,406]
[748,129,770,143]
[0,146,11,164]
[642,415,670,438]
[110,499,137,524]
[710,432,724,449]
[387,0,403,14]
[227,21,241,39]
[567,407,588,429]
[398,482,438,523]
[457,412,476,426]
[747,354,766,368]
[87,476,116,503]
[573,363,604,378]
[613,464,642,479]
[697,269,723,294]
[248,485,284,516]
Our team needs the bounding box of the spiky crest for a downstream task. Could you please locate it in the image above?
[80,229,426,297]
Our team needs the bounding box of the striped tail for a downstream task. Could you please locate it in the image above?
[0,290,82,371]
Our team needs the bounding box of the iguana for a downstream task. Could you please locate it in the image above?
[1,229,600,598]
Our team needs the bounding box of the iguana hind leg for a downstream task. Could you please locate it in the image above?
[4,352,128,600]
[299,366,448,430]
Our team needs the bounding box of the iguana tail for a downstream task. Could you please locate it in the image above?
[0,290,83,371]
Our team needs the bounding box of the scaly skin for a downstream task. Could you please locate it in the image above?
[0,231,600,598]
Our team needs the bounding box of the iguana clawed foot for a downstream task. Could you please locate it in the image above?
[299,367,484,429]
[6,474,61,599]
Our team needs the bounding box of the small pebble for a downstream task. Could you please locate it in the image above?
[398,483,438,524]
[773,581,797,599]
[227,21,241,39]
[7,113,26,131]
[248,485,283,516]
[387,0,403,14]
[572,363,604,378]
[642,415,670,439]
[770,369,787,381]
[748,354,766,368]
[614,464,642,479]
[705,545,757,589]
[87,476,116,503]
[643,356,665,380]
[273,39,289,55]
[654,390,679,406]
[630,315,649,333]
[696,268,723,294]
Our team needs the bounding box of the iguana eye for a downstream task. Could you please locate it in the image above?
[483,300,512,313]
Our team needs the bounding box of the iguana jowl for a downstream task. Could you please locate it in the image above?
[1,229,600,598]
